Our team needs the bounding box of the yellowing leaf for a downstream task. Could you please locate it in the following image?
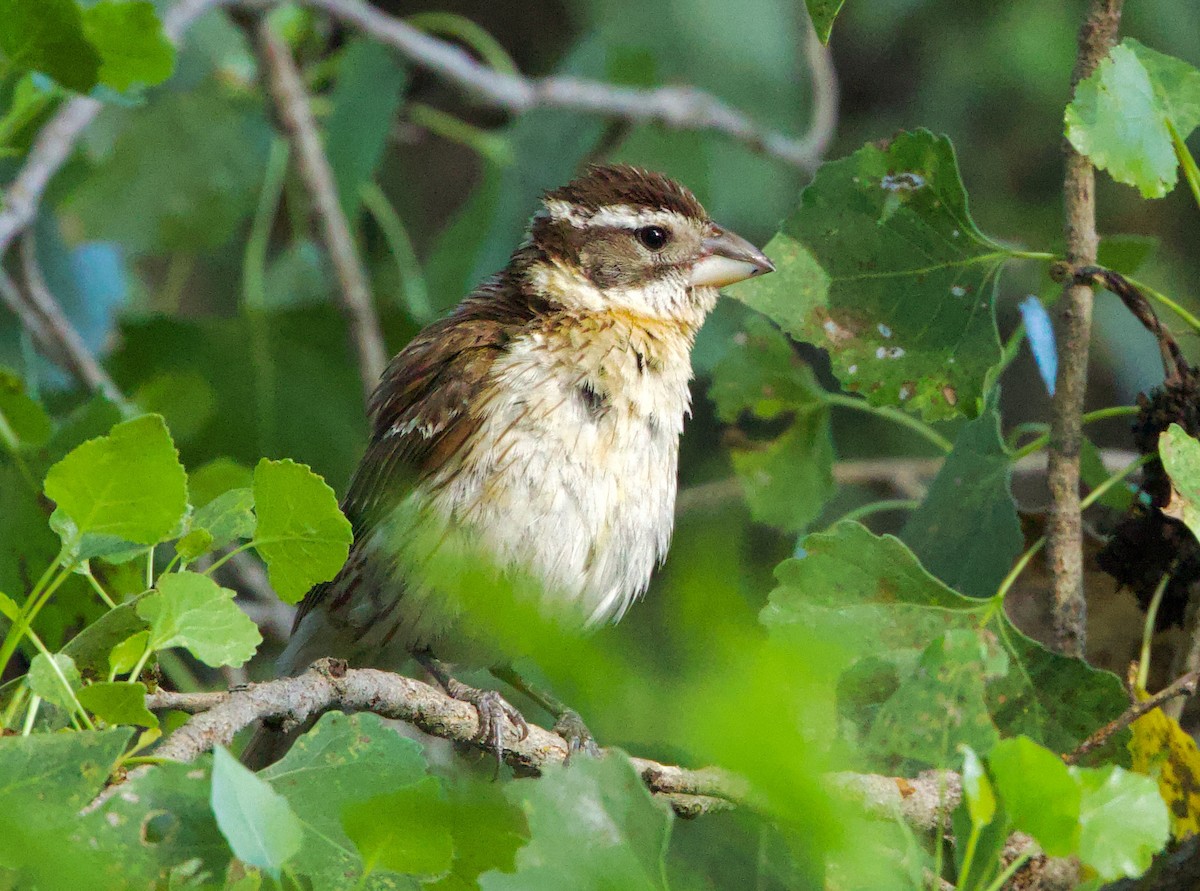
[1130,705,1200,840]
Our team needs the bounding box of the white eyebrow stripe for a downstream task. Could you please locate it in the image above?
[543,200,687,231]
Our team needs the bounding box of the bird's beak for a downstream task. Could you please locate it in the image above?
[689,225,775,288]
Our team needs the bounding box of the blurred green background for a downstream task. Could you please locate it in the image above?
[3,0,1200,885]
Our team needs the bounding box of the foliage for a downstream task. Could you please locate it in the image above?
[2,0,1200,889]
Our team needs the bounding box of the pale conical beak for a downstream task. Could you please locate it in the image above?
[689,225,775,288]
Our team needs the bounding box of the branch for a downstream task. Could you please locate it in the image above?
[1046,0,1124,657]
[243,0,834,172]
[1064,669,1200,764]
[0,0,226,262]
[252,18,388,400]
[19,232,123,403]
[146,659,749,818]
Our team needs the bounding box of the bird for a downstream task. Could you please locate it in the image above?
[244,164,774,767]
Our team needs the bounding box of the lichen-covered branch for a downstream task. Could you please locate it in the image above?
[147,659,748,818]
[1046,0,1125,657]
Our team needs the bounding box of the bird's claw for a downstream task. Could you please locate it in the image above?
[553,709,600,764]
[453,686,528,777]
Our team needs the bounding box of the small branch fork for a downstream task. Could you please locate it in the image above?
[1046,0,1125,658]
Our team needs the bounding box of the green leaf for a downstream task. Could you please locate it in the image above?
[211,746,302,880]
[190,487,255,552]
[189,458,255,508]
[72,758,228,888]
[326,38,408,220]
[261,712,430,889]
[252,458,352,604]
[132,370,217,445]
[0,368,52,451]
[61,602,147,678]
[342,777,453,879]
[480,754,671,891]
[730,130,1012,421]
[43,414,188,549]
[175,528,215,562]
[1072,764,1169,880]
[0,0,102,93]
[762,523,1127,767]
[709,317,834,532]
[80,0,175,92]
[805,0,846,44]
[0,728,132,882]
[77,681,157,727]
[988,736,1080,857]
[108,630,149,676]
[1160,424,1200,542]
[1081,437,1134,512]
[136,571,261,668]
[27,652,82,710]
[68,85,272,253]
[1065,39,1200,198]
[864,630,1000,765]
[901,401,1021,598]
[960,745,996,830]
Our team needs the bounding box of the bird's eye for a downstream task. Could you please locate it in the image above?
[636,226,669,251]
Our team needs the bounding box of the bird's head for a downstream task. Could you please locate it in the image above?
[524,164,773,325]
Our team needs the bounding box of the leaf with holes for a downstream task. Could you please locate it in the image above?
[729,129,1015,421]
[762,522,1127,769]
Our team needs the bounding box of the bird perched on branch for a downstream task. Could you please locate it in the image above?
[245,164,773,767]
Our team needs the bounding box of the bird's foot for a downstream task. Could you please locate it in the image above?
[446,678,529,772]
[553,709,601,764]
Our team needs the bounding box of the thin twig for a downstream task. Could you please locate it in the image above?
[19,232,123,403]
[1063,669,1200,764]
[146,659,748,817]
[253,20,387,399]
[1045,0,1124,658]
[241,0,833,171]
[0,269,58,364]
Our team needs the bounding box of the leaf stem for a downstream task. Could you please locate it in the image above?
[360,182,434,324]
[0,561,74,681]
[1009,405,1139,460]
[979,851,1032,891]
[1123,275,1200,336]
[21,694,40,736]
[996,452,1151,602]
[145,546,155,591]
[1138,571,1172,691]
[956,822,982,891]
[833,499,920,528]
[823,393,953,454]
[204,541,258,576]
[1008,249,1057,262]
[1168,118,1200,217]
[81,563,117,610]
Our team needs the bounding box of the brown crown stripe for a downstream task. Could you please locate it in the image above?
[543,163,707,221]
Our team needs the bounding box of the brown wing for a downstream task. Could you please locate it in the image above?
[292,271,547,625]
